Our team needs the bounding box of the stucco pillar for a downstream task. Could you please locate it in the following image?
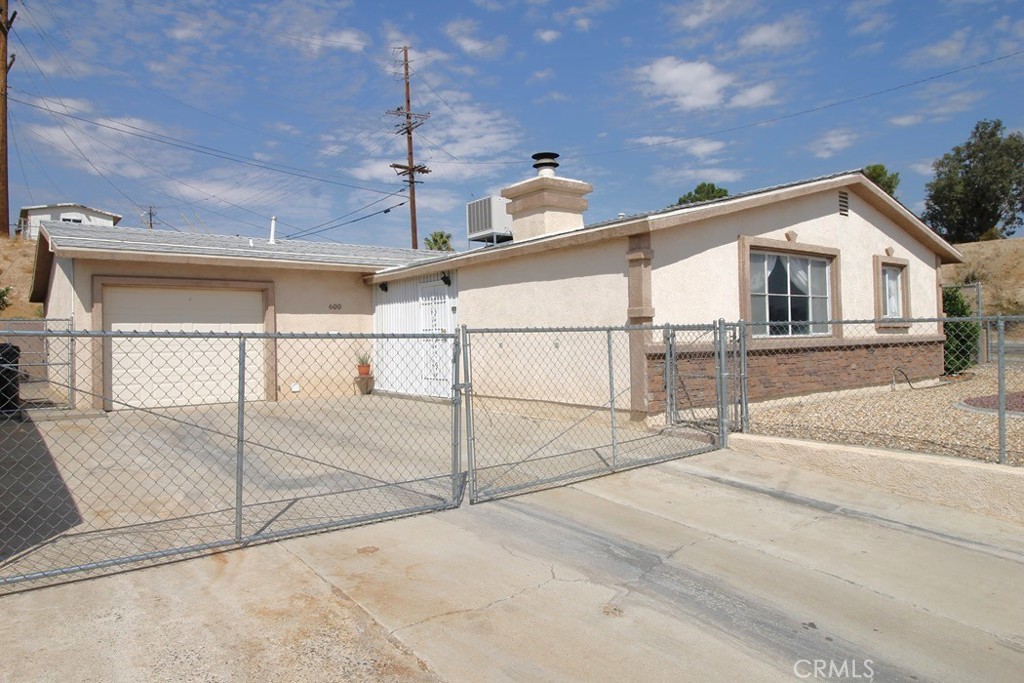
[626,233,655,416]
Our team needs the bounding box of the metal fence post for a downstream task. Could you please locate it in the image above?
[450,333,462,503]
[461,326,477,502]
[662,325,673,427]
[234,335,246,541]
[607,329,618,469]
[715,318,729,448]
[997,317,1006,465]
[738,320,749,433]
[974,282,983,366]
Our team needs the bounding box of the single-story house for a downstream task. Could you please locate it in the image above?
[29,160,963,413]
[17,203,122,240]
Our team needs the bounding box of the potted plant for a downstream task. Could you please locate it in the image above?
[356,351,372,376]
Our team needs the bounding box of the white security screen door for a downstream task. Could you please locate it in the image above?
[419,282,452,397]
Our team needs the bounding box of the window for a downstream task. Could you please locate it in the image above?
[881,265,902,318]
[873,255,910,327]
[750,252,830,336]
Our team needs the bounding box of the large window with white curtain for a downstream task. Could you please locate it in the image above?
[749,252,830,336]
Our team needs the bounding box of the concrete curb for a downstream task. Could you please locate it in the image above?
[729,433,1024,526]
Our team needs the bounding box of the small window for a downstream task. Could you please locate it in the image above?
[750,252,830,336]
[873,255,910,327]
[881,265,902,318]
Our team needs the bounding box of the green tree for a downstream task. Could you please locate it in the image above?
[862,164,900,197]
[423,231,454,252]
[0,286,9,312]
[676,182,729,205]
[941,287,980,374]
[923,119,1024,243]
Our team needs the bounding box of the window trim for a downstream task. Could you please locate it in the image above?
[738,236,842,339]
[873,255,911,330]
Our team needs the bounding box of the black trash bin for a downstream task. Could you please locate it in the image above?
[0,343,21,418]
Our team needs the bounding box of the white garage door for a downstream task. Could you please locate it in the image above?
[103,287,267,409]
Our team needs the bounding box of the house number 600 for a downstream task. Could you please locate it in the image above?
[328,304,343,310]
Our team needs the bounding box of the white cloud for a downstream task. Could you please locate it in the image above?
[910,161,934,175]
[890,114,923,126]
[845,0,894,36]
[635,57,780,111]
[666,0,757,30]
[629,136,727,159]
[535,29,562,43]
[809,129,858,159]
[534,91,572,104]
[26,116,193,181]
[904,28,978,67]
[556,0,617,32]
[738,16,811,52]
[28,96,93,115]
[472,0,505,9]
[729,83,778,108]
[659,165,745,185]
[635,57,733,111]
[528,68,555,83]
[444,19,508,59]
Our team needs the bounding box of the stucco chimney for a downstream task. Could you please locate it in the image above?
[500,152,592,242]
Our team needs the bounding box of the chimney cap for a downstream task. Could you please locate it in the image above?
[531,151,559,176]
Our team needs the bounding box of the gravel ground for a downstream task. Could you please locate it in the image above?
[748,363,1024,466]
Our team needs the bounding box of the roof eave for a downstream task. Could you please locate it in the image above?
[48,245,401,274]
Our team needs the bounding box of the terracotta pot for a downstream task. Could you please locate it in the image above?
[357,364,371,376]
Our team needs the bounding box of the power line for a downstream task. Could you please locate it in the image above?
[10,93,409,198]
[285,190,406,239]
[287,201,407,241]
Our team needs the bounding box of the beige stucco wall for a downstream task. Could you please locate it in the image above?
[457,239,631,408]
[650,189,941,335]
[51,258,375,407]
[458,238,629,328]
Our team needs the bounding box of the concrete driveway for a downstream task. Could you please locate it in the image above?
[3,447,1024,682]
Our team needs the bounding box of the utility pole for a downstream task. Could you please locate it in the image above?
[387,45,430,250]
[0,0,16,240]
[143,206,155,230]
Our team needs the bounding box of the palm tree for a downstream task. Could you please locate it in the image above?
[424,230,454,252]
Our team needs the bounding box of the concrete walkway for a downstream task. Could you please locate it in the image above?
[4,448,1024,682]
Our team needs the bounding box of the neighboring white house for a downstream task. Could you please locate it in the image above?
[29,160,963,413]
[17,203,122,241]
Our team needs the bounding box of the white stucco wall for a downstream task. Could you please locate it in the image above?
[650,189,941,335]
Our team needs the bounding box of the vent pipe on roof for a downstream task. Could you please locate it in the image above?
[500,152,593,242]
[269,216,277,244]
[532,151,559,177]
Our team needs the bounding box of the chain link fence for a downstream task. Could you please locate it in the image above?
[462,325,720,502]
[0,319,74,413]
[1,330,462,592]
[4,315,1022,592]
[742,316,1023,466]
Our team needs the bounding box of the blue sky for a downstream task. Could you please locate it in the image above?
[7,0,1023,248]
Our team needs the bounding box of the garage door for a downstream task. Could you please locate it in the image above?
[103,286,267,409]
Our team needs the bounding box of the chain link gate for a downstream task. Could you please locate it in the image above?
[1,329,463,592]
[462,325,722,503]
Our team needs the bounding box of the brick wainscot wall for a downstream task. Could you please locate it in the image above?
[647,335,946,415]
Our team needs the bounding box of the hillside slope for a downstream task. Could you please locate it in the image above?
[941,238,1024,317]
[0,238,43,319]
